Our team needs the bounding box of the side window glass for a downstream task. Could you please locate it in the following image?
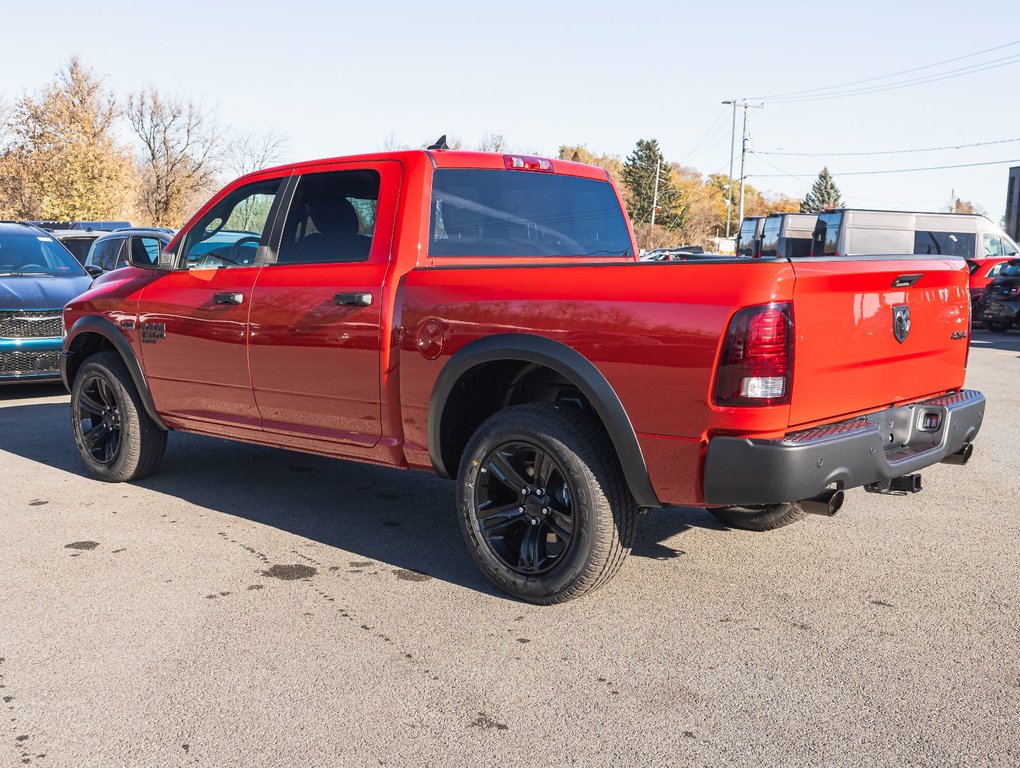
[983,234,1004,258]
[94,239,122,271]
[276,169,380,265]
[130,237,162,267]
[1002,237,1018,257]
[181,179,281,269]
[988,263,1004,277]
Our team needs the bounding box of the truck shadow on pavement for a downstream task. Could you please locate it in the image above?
[0,400,719,598]
[970,328,1020,354]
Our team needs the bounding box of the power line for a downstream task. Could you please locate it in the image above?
[750,155,948,205]
[762,54,1020,103]
[746,39,1020,101]
[752,137,1020,158]
[748,157,1020,178]
[683,107,728,162]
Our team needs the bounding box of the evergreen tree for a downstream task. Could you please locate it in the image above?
[622,139,679,226]
[800,166,843,213]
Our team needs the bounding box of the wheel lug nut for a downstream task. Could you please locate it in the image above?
[530,518,538,525]
[521,488,529,495]
[543,507,550,514]
[537,488,545,495]
[518,506,525,513]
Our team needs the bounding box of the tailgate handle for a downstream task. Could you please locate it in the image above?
[892,273,923,287]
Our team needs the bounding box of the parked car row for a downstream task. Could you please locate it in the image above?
[0,222,174,384]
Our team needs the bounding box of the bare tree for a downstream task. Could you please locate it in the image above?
[127,87,220,227]
[477,132,508,152]
[224,127,288,177]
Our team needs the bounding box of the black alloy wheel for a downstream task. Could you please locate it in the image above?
[74,373,123,465]
[474,441,577,575]
[70,351,167,482]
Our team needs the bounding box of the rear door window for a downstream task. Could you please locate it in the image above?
[913,231,975,257]
[276,170,379,264]
[429,169,632,257]
[759,218,781,257]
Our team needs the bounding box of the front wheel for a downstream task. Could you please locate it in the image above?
[709,503,805,531]
[71,351,167,482]
[457,403,637,604]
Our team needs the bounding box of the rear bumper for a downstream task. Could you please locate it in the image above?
[703,389,985,506]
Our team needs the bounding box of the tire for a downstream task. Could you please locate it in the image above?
[709,503,806,532]
[457,403,637,604]
[987,321,1012,332]
[70,351,167,482]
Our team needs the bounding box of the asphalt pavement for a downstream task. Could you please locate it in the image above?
[1,331,1018,767]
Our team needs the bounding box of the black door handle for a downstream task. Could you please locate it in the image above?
[333,292,373,307]
[214,292,244,305]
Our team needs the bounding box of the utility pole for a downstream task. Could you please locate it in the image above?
[649,157,661,245]
[722,100,737,237]
[736,102,764,229]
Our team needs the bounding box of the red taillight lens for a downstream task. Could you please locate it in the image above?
[714,303,793,406]
[503,154,554,172]
[1009,285,1020,297]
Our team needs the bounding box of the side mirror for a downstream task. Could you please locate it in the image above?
[84,264,104,278]
[126,242,175,271]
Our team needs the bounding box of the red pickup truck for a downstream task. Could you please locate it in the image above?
[61,149,985,603]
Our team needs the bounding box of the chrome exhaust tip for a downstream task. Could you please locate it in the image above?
[799,489,845,517]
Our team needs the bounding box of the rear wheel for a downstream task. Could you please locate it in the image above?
[457,403,637,604]
[71,351,167,482]
[709,503,805,531]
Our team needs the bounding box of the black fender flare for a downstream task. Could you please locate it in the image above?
[428,333,661,508]
[63,316,168,431]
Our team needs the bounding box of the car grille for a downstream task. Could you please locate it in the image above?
[0,310,63,339]
[0,350,61,377]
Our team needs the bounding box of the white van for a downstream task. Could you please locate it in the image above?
[809,209,1019,259]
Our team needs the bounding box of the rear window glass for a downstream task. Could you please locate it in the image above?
[60,238,94,264]
[429,169,632,258]
[759,218,781,257]
[913,231,975,257]
[812,212,843,256]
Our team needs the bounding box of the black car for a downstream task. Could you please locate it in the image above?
[84,228,173,275]
[980,258,1020,331]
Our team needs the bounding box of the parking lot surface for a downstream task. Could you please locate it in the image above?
[1,331,1018,767]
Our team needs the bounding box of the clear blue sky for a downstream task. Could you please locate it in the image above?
[2,0,1018,219]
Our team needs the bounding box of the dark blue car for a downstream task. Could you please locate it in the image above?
[0,222,92,383]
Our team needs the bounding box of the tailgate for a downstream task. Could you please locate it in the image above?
[788,257,969,427]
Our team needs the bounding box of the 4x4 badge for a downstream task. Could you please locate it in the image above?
[892,305,910,344]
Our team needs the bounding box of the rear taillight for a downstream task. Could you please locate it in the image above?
[714,302,793,407]
[503,154,554,172]
[1009,285,1020,297]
